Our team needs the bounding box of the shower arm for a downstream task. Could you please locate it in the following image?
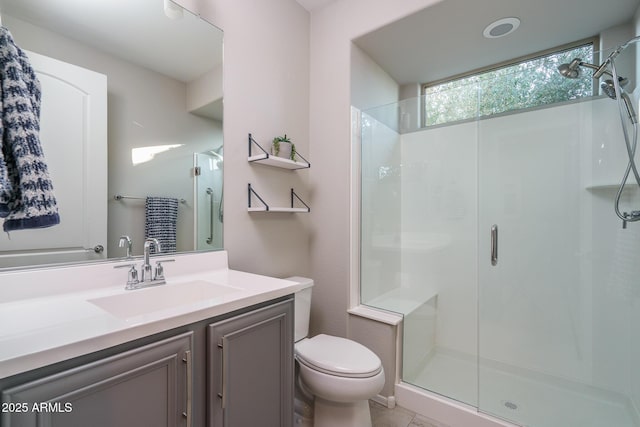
[577,61,614,79]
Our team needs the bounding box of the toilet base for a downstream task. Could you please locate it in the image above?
[313,397,372,427]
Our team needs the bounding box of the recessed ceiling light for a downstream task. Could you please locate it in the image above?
[483,17,520,39]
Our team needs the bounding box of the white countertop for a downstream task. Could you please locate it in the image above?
[0,251,302,378]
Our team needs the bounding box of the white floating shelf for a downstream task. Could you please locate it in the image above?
[248,153,310,170]
[248,207,310,213]
[247,133,310,170]
[247,184,310,213]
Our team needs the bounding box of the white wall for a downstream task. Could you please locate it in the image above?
[353,46,402,311]
[351,44,399,111]
[177,0,442,345]
[187,64,223,113]
[308,0,442,337]
[600,24,636,94]
[179,0,311,278]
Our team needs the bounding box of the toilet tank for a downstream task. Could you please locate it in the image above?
[286,276,314,342]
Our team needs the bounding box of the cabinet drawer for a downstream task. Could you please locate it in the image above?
[2,332,193,427]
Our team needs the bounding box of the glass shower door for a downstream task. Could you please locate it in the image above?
[477,96,638,426]
[360,96,481,408]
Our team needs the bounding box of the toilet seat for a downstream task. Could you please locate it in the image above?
[295,334,382,378]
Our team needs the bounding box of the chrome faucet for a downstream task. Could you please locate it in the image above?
[142,238,161,282]
[115,238,174,290]
[118,235,133,258]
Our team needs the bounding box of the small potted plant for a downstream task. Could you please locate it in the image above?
[272,134,296,161]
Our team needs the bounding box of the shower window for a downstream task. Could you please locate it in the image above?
[422,40,595,126]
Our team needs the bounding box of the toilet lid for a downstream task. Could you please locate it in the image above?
[295,334,382,378]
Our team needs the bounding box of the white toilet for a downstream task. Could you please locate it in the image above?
[288,277,385,427]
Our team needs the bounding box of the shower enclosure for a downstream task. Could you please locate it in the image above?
[359,44,640,426]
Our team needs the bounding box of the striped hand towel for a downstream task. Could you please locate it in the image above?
[0,27,60,231]
[145,196,178,253]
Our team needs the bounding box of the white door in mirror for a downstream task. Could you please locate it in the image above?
[0,51,107,267]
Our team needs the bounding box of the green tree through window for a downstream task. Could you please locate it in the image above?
[423,43,594,126]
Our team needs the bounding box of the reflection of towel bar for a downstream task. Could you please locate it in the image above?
[113,194,186,204]
[0,246,103,258]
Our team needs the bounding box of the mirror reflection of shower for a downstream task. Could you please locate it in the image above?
[558,36,640,226]
[194,149,223,250]
[210,147,224,223]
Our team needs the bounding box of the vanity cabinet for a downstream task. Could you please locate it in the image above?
[1,332,193,427]
[0,296,294,427]
[207,298,294,427]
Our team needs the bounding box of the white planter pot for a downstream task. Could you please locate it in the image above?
[272,141,292,159]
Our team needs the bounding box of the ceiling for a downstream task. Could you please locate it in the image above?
[296,0,337,12]
[353,0,640,85]
[0,0,223,83]
[4,0,636,88]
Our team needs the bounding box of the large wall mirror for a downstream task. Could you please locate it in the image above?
[0,0,223,269]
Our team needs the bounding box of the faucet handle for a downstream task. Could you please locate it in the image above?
[114,263,140,289]
[154,259,175,281]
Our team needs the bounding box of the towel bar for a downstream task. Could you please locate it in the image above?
[113,194,187,204]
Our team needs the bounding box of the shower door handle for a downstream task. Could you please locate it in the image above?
[206,187,214,244]
[490,224,498,266]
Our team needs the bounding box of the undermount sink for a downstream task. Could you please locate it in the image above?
[88,280,242,320]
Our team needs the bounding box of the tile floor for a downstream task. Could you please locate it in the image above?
[369,400,451,427]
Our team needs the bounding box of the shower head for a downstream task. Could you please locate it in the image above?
[558,57,638,123]
[600,78,629,99]
[601,79,638,124]
[557,58,582,78]
[558,58,615,80]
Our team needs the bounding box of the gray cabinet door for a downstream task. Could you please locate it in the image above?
[1,332,193,427]
[207,298,293,427]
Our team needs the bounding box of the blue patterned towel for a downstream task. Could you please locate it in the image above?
[145,197,178,253]
[0,27,60,231]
